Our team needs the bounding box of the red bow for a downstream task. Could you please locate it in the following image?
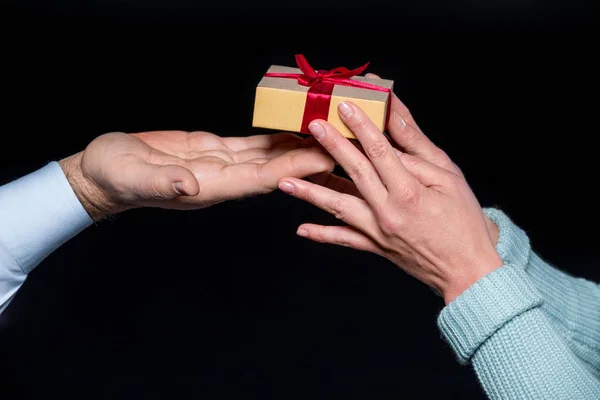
[263,55,391,135]
[265,54,387,92]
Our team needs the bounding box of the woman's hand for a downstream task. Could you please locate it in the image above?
[278,96,503,304]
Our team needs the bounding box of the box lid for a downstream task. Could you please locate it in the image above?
[258,65,394,102]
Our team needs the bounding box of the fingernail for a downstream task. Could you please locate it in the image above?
[393,111,406,129]
[308,121,326,140]
[173,182,187,196]
[338,102,354,118]
[278,181,295,194]
[297,228,308,237]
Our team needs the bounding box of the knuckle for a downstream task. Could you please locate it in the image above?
[149,175,168,198]
[396,185,419,205]
[337,235,354,248]
[434,148,449,160]
[432,149,454,168]
[349,117,369,133]
[302,185,317,204]
[144,183,161,199]
[321,136,339,153]
[328,197,347,220]
[346,161,369,182]
[378,215,400,236]
[366,141,387,159]
[316,227,328,243]
[403,126,422,143]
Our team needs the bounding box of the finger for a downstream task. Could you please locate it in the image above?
[222,132,302,152]
[256,147,335,188]
[307,171,362,198]
[336,102,420,192]
[234,146,291,163]
[388,100,461,176]
[234,137,328,163]
[296,224,384,255]
[397,152,455,188]
[278,177,379,237]
[127,162,200,200]
[244,158,270,164]
[307,119,387,205]
[300,136,364,167]
[203,147,335,199]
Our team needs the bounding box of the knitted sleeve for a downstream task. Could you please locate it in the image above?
[437,209,600,399]
[485,208,600,377]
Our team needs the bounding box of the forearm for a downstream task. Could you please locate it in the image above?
[484,208,600,375]
[0,162,93,312]
[527,252,600,374]
[473,307,600,399]
[439,266,600,399]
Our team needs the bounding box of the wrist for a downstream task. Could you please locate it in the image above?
[59,152,116,220]
[442,249,504,305]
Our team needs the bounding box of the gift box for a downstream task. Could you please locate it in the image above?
[252,55,394,139]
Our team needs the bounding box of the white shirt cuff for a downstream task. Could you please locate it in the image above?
[0,162,93,310]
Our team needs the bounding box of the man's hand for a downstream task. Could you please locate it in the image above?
[59,131,334,220]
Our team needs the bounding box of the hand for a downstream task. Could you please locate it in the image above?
[309,74,499,245]
[278,97,503,304]
[59,130,334,220]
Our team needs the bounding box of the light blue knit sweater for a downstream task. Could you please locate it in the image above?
[437,208,600,399]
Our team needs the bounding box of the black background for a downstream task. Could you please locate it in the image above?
[1,1,599,398]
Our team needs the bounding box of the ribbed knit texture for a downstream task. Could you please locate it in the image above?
[438,267,543,364]
[437,208,600,399]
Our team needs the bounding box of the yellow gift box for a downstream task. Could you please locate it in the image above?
[252,55,394,139]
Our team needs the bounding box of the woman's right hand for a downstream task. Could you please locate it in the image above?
[279,80,503,304]
[310,74,499,246]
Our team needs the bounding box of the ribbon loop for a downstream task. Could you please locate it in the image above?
[295,54,317,77]
[286,55,370,88]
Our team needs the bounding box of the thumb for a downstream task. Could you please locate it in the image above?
[135,163,199,200]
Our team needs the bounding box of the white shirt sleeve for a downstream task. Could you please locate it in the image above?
[0,162,93,313]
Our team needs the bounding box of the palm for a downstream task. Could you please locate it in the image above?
[135,130,304,170]
[83,130,332,211]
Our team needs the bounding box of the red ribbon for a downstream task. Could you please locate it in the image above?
[264,54,391,134]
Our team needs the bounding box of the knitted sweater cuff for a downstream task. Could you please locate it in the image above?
[483,208,531,269]
[438,266,543,364]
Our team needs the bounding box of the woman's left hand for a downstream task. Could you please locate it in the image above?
[278,100,503,304]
